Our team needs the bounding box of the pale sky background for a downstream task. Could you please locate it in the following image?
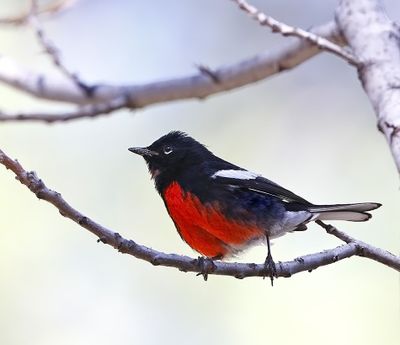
[0,1,399,344]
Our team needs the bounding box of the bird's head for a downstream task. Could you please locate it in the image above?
[129,131,212,188]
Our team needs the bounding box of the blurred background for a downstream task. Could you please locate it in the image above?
[0,0,399,344]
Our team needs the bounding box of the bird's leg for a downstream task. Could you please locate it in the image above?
[264,233,277,286]
[195,256,217,281]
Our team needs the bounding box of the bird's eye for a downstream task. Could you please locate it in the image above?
[163,145,173,155]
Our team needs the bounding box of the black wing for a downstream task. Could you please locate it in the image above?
[212,173,312,206]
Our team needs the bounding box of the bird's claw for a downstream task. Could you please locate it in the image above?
[195,256,216,281]
[263,254,277,286]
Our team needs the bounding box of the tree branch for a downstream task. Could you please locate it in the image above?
[0,21,344,121]
[28,0,91,97]
[336,0,400,174]
[316,220,400,271]
[0,0,77,25]
[0,96,128,123]
[0,148,398,280]
[231,0,358,66]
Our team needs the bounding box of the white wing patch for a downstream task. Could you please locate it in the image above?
[211,169,260,180]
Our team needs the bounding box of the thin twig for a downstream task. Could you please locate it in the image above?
[29,0,92,96]
[232,0,358,66]
[316,220,399,270]
[0,0,76,25]
[0,148,398,280]
[0,97,128,123]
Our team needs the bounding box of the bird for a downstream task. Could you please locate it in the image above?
[129,131,381,281]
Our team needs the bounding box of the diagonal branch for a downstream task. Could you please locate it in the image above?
[316,220,400,271]
[29,0,91,96]
[231,0,358,66]
[0,0,77,25]
[0,96,128,123]
[0,148,399,280]
[336,0,400,174]
[0,21,344,120]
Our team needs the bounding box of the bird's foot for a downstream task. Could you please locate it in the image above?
[263,253,277,286]
[195,256,217,281]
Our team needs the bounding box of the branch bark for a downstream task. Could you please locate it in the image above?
[336,0,400,173]
[0,148,399,280]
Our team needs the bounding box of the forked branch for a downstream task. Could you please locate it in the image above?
[231,0,358,66]
[0,20,343,122]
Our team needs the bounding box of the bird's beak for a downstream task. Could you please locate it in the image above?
[128,147,159,157]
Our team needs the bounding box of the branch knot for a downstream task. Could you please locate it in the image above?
[26,171,45,198]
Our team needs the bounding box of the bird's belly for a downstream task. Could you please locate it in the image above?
[163,182,265,258]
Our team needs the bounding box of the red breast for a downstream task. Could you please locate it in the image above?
[163,181,264,258]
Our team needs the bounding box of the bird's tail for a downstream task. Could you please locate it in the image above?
[307,202,381,222]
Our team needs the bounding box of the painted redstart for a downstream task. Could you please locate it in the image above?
[129,131,381,281]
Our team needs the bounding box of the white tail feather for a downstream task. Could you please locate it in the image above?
[316,211,370,222]
[308,202,381,222]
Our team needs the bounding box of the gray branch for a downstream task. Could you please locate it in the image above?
[0,21,343,118]
[336,0,400,173]
[0,97,127,123]
[232,0,358,66]
[1,148,399,280]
